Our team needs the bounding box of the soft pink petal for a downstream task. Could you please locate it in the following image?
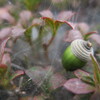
[64,78,94,94]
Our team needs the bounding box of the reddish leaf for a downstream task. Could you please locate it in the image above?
[74,69,90,79]
[56,20,74,29]
[84,31,97,40]
[19,10,32,27]
[0,7,15,24]
[0,37,10,63]
[49,73,66,90]
[1,53,11,65]
[0,64,7,69]
[84,31,97,35]
[64,78,94,94]
[76,22,90,33]
[90,34,100,45]
[40,10,75,30]
[0,64,8,75]
[11,26,25,38]
[42,17,74,31]
[11,70,25,80]
[57,11,75,21]
[20,10,32,21]
[39,10,53,18]
[5,48,12,53]
[67,21,76,29]
[64,29,83,42]
[0,27,12,40]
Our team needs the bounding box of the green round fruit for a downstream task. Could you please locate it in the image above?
[62,46,86,71]
[62,39,94,71]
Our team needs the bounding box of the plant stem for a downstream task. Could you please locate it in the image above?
[43,32,56,59]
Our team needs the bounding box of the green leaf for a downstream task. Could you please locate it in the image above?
[90,54,100,85]
[0,64,7,77]
[42,17,74,36]
[74,69,90,79]
[24,25,34,43]
[0,64,11,88]
[42,17,56,36]
[21,0,41,11]
[83,31,97,40]
[10,70,24,81]
[82,75,95,86]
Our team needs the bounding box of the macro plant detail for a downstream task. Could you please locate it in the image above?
[0,37,24,89]
[64,54,100,99]
[62,39,93,71]
[0,0,100,100]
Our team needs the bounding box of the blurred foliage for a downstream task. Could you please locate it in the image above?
[19,0,42,11]
[0,0,100,100]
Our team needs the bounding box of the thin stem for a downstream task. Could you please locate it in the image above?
[43,32,56,59]
[47,34,55,47]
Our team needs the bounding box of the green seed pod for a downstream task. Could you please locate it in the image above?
[62,39,94,71]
